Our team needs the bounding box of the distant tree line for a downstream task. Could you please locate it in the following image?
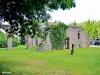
[70,20,100,40]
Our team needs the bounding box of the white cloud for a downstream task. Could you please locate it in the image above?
[50,0,100,24]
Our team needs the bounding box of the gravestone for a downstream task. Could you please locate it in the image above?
[7,34,12,50]
[71,44,74,55]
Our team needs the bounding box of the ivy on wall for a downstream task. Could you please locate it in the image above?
[50,22,68,50]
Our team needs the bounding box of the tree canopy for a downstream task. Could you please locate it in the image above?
[0,0,76,35]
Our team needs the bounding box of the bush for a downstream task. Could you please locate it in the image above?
[12,37,20,47]
[0,32,7,48]
[0,32,20,48]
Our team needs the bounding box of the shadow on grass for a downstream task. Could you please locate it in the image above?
[0,61,11,75]
[0,61,32,75]
[0,61,24,75]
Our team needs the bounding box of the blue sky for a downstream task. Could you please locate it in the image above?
[50,0,100,24]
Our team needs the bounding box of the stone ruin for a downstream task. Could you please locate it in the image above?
[0,20,90,51]
[35,26,90,51]
[37,32,52,51]
[65,26,90,49]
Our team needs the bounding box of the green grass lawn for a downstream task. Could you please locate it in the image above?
[0,45,100,75]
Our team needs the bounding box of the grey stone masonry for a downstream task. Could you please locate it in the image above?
[7,34,12,50]
[37,32,52,51]
[66,26,90,49]
[27,35,32,49]
[32,38,36,46]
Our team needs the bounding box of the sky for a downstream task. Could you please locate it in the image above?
[50,0,100,24]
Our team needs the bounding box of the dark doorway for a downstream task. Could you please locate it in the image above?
[65,39,67,49]
[67,37,70,49]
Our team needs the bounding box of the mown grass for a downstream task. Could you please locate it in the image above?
[0,45,100,75]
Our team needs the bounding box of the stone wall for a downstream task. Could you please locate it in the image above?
[80,30,90,47]
[27,35,33,49]
[25,35,42,48]
[7,35,12,50]
[66,26,90,49]
[24,26,90,51]
[37,32,52,51]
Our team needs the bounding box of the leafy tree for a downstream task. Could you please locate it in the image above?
[69,21,78,26]
[0,0,76,36]
[71,20,100,39]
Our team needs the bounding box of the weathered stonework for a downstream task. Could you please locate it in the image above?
[66,26,90,49]
[7,34,12,50]
[31,26,90,51]
[37,32,52,51]
[27,35,33,49]
[32,38,36,46]
[36,37,42,46]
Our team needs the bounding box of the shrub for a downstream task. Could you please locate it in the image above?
[0,32,7,48]
[0,32,20,48]
[12,37,20,47]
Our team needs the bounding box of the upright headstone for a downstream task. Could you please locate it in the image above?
[71,44,74,55]
[7,34,12,50]
[27,35,32,49]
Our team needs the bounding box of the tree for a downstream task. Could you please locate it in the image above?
[0,0,76,50]
[71,20,100,39]
[0,0,76,34]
